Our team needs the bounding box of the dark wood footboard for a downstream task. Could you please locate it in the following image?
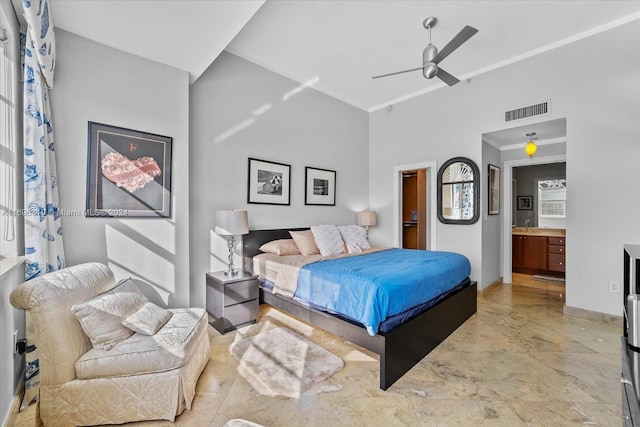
[378,280,477,389]
[260,280,476,390]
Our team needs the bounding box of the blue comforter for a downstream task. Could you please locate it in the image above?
[294,248,471,335]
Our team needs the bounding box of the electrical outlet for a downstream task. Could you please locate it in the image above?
[12,330,18,355]
[609,281,620,293]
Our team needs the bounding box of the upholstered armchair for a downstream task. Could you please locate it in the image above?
[10,262,210,427]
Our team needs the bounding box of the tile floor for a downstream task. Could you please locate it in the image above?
[9,275,623,426]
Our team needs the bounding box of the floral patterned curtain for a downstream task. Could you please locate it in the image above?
[21,0,65,409]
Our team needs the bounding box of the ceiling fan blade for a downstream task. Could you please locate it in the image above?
[372,66,424,79]
[436,67,460,86]
[432,25,478,64]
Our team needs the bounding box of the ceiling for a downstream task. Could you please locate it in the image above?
[483,118,566,151]
[25,1,640,114]
[42,0,265,84]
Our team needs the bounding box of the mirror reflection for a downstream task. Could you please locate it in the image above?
[437,157,479,224]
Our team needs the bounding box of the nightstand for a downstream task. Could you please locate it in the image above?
[206,270,259,334]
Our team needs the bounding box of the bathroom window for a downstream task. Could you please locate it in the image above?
[537,179,566,228]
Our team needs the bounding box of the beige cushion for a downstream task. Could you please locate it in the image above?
[122,302,173,336]
[289,230,320,256]
[259,239,301,256]
[71,279,147,350]
[75,308,207,379]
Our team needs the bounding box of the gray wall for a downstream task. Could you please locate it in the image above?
[189,51,369,305]
[50,30,192,307]
[482,142,501,287]
[370,19,640,315]
[513,162,566,227]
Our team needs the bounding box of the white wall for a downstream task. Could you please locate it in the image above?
[189,51,369,305]
[50,30,192,307]
[370,20,640,316]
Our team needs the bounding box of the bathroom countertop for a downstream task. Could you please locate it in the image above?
[512,227,565,237]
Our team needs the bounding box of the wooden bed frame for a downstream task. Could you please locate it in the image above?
[243,228,477,390]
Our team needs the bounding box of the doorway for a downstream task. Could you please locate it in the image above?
[393,161,437,250]
[401,169,427,249]
[481,117,567,286]
[502,154,566,284]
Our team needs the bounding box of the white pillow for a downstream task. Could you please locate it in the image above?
[311,225,345,256]
[338,225,371,252]
[71,279,147,350]
[122,302,173,336]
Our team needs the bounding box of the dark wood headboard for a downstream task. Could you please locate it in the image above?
[242,227,308,273]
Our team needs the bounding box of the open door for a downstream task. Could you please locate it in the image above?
[401,169,427,249]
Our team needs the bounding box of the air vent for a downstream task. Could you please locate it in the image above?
[504,100,550,123]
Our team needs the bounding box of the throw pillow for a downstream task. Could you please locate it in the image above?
[289,230,320,256]
[311,225,345,256]
[259,239,301,256]
[122,302,173,336]
[71,279,147,350]
[338,225,371,252]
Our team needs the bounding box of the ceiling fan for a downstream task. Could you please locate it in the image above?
[372,17,478,86]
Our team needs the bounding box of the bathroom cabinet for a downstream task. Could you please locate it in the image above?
[512,228,566,277]
[512,235,547,273]
[547,236,566,273]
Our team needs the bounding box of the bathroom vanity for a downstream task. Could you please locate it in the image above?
[512,227,565,277]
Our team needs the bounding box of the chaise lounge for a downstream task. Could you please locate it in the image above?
[10,262,210,427]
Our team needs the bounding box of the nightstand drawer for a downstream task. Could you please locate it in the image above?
[225,299,258,326]
[224,279,258,306]
[209,299,258,333]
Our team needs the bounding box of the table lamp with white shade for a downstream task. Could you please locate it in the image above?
[357,210,377,240]
[214,210,249,276]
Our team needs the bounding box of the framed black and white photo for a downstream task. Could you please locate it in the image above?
[517,195,533,210]
[247,157,291,205]
[86,122,172,218]
[488,164,500,215]
[305,167,336,206]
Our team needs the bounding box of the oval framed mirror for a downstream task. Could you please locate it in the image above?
[437,157,480,224]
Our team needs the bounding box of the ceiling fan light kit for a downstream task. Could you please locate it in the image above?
[372,16,478,87]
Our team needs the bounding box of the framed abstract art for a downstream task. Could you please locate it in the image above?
[86,122,172,217]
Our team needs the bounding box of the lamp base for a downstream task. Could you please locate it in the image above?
[224,236,238,276]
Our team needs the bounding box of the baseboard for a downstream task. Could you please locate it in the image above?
[4,373,25,427]
[563,305,622,325]
[477,278,503,296]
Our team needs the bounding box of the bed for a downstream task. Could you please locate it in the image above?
[243,227,477,390]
